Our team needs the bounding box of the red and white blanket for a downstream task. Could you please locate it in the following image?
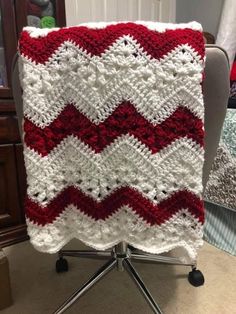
[18,21,205,260]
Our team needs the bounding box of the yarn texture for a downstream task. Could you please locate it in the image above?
[41,0,54,17]
[27,15,41,28]
[18,21,206,260]
[204,109,236,210]
[40,16,55,28]
[27,0,42,17]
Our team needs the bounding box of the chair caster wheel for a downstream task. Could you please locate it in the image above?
[188,268,204,287]
[56,257,68,273]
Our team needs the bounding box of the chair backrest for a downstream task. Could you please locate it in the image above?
[11,45,230,191]
[201,45,230,190]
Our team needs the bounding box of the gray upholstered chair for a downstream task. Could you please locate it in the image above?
[202,45,230,190]
[11,45,230,314]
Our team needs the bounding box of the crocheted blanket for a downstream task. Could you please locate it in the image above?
[204,109,236,210]
[18,21,205,260]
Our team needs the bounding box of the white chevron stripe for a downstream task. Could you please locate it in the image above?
[24,135,204,205]
[22,36,203,68]
[24,78,203,128]
[26,205,203,261]
[23,21,203,38]
[20,38,204,127]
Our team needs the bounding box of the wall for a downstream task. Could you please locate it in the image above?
[176,0,224,37]
[65,0,176,26]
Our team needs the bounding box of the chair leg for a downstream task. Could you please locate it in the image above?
[54,242,201,313]
[130,253,196,267]
[53,258,116,314]
[59,249,112,259]
[123,258,163,314]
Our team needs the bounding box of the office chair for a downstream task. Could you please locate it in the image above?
[12,45,229,314]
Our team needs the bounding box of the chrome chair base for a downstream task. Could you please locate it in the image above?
[53,242,202,314]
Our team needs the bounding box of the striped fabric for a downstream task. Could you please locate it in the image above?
[18,22,206,257]
[204,201,236,256]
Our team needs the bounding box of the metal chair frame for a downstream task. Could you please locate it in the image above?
[54,241,198,314]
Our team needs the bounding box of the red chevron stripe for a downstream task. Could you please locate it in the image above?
[24,102,204,156]
[19,23,205,64]
[25,187,204,226]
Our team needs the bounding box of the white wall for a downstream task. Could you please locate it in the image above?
[176,0,224,36]
[65,0,176,26]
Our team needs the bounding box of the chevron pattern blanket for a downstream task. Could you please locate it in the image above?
[18,21,205,260]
